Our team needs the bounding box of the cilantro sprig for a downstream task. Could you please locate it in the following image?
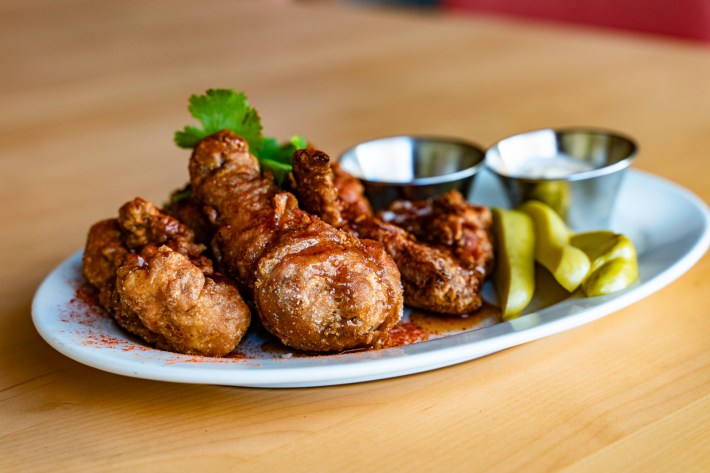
[175,88,307,185]
[259,135,309,184]
[174,89,263,152]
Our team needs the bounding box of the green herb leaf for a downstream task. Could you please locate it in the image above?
[175,89,309,187]
[258,135,309,185]
[259,135,308,164]
[171,188,193,203]
[174,89,263,152]
[260,158,293,186]
[259,137,285,164]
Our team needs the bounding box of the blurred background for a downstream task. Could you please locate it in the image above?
[2,0,707,259]
[349,0,710,42]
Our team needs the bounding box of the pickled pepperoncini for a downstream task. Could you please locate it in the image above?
[492,208,535,320]
[570,231,639,297]
[519,200,590,293]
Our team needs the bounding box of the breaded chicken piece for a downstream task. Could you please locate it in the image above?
[188,130,403,352]
[118,197,213,274]
[380,190,494,274]
[166,185,216,245]
[254,210,402,352]
[83,219,130,313]
[348,217,488,315]
[291,149,493,315]
[117,246,250,357]
[289,150,346,229]
[332,163,373,222]
[82,197,250,357]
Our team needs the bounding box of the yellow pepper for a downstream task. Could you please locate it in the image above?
[570,231,639,297]
[519,200,590,293]
[492,208,536,320]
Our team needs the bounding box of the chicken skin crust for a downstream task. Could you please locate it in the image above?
[379,190,494,276]
[291,149,494,315]
[83,197,250,357]
[188,130,403,352]
[255,217,402,352]
[166,185,217,245]
[83,219,130,314]
[117,246,250,357]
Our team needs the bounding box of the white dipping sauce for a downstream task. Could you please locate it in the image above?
[513,154,595,179]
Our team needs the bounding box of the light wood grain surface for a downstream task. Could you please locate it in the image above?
[1,0,709,471]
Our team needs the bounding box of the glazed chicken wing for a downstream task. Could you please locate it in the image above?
[291,149,493,315]
[188,130,403,352]
[380,190,494,274]
[331,162,374,222]
[83,197,250,357]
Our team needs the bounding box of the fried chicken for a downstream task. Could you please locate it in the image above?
[83,219,130,313]
[188,130,403,352]
[83,197,250,357]
[332,163,374,222]
[116,245,250,356]
[291,149,493,315]
[380,190,494,274]
[166,185,217,245]
[117,196,214,273]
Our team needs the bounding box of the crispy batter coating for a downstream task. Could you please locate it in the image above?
[348,217,488,314]
[166,186,217,245]
[255,216,402,352]
[83,219,130,313]
[188,131,403,352]
[291,149,494,315]
[332,163,373,222]
[82,197,250,356]
[290,149,346,228]
[118,197,213,274]
[380,191,494,274]
[117,246,250,357]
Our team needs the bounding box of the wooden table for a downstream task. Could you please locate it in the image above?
[2,1,709,470]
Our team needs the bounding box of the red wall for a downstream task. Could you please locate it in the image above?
[445,0,710,42]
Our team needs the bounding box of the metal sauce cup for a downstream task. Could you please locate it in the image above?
[339,135,486,211]
[485,128,637,231]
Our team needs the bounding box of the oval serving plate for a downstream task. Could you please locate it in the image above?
[32,170,710,388]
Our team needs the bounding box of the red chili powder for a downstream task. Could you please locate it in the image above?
[62,283,108,327]
[384,321,432,348]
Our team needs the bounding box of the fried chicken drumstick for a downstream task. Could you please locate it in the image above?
[83,197,251,356]
[291,149,494,315]
[188,130,403,352]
